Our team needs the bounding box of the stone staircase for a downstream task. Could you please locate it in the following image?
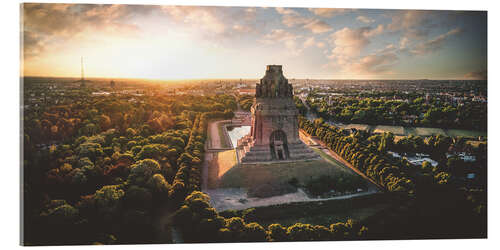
[237,135,320,163]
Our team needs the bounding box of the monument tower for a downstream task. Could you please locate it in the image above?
[237,65,319,163]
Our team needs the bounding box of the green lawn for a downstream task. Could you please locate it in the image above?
[311,147,347,168]
[446,129,486,138]
[414,127,447,136]
[219,158,354,189]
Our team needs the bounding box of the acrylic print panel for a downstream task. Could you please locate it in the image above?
[20,2,487,246]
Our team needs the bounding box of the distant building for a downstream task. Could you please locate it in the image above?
[237,88,256,95]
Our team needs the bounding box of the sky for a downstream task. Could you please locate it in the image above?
[21,3,487,80]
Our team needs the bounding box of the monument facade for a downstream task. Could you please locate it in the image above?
[237,65,319,163]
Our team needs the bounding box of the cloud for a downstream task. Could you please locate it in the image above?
[23,3,152,37]
[276,7,333,34]
[22,3,156,58]
[386,10,436,40]
[325,25,397,76]
[275,7,298,15]
[281,13,311,27]
[22,30,46,59]
[161,6,226,34]
[23,3,261,59]
[464,70,487,80]
[328,25,384,59]
[159,6,263,42]
[410,28,462,55]
[350,50,398,74]
[399,36,410,49]
[261,29,299,43]
[325,43,399,75]
[284,40,302,56]
[309,8,349,18]
[232,24,254,33]
[303,37,316,48]
[356,16,374,24]
[161,6,259,36]
[304,37,326,49]
[243,7,257,21]
[304,20,333,34]
[260,29,303,56]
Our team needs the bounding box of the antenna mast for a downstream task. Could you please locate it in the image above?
[80,56,85,87]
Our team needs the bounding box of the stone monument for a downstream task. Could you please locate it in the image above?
[237,65,319,163]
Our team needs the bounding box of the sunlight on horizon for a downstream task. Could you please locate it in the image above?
[21,4,487,80]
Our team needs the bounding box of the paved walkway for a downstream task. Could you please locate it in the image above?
[207,120,232,150]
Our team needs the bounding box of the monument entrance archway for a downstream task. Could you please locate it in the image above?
[269,130,289,160]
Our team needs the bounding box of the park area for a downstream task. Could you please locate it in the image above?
[203,120,378,212]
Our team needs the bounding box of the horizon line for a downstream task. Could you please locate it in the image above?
[21,75,487,81]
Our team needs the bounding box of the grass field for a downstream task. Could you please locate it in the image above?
[218,158,354,189]
[311,147,348,168]
[446,129,486,137]
[414,127,447,136]
[373,125,405,135]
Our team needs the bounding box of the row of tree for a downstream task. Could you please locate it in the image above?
[299,117,416,194]
[173,191,368,242]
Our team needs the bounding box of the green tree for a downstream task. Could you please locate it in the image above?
[268,223,288,241]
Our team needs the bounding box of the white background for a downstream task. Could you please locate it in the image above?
[1,0,497,249]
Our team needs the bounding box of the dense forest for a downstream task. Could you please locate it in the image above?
[306,93,487,131]
[23,85,236,244]
[238,94,254,111]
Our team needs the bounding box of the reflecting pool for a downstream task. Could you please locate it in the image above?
[226,126,251,148]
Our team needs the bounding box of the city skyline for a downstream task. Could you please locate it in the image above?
[22,4,487,80]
